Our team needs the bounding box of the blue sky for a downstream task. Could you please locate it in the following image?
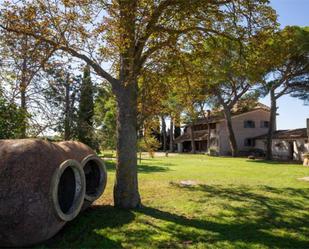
[260,0,309,129]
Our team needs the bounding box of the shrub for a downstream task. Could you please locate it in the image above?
[0,95,26,139]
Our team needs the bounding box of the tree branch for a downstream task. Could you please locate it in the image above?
[0,24,119,89]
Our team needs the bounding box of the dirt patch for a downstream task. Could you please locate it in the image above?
[298,177,309,182]
[170,180,198,187]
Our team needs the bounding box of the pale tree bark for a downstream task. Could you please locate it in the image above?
[264,80,290,160]
[169,118,174,152]
[222,105,238,157]
[217,92,238,157]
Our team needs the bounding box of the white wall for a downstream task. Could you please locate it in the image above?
[255,139,308,161]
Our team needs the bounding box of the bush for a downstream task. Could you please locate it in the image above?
[0,96,26,139]
[138,135,160,158]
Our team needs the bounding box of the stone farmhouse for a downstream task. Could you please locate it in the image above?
[174,103,309,160]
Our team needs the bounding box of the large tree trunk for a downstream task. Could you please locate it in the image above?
[169,118,174,152]
[266,89,276,160]
[190,124,196,154]
[223,106,238,157]
[161,116,167,151]
[112,0,141,209]
[113,80,141,208]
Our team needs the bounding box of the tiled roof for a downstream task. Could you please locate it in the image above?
[184,102,270,127]
[185,115,223,127]
[254,128,308,140]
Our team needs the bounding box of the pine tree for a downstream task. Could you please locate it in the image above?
[77,65,96,149]
[94,86,117,151]
[44,65,81,139]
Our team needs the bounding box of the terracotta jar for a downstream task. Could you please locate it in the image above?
[0,139,85,247]
[57,141,107,209]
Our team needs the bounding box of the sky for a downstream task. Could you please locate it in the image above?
[260,0,309,129]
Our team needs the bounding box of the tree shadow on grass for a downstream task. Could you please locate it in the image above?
[39,183,309,249]
[40,205,135,249]
[247,159,302,165]
[158,183,309,248]
[137,204,309,249]
[105,161,171,173]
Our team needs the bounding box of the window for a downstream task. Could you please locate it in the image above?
[260,121,270,128]
[244,120,255,128]
[244,138,255,147]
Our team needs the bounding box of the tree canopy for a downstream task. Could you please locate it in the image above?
[0,0,278,208]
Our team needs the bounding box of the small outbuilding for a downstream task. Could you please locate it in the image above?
[254,122,309,161]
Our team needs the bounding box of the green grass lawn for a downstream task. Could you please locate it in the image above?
[41,155,309,249]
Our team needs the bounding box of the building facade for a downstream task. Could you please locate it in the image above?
[175,104,272,156]
[174,104,309,160]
